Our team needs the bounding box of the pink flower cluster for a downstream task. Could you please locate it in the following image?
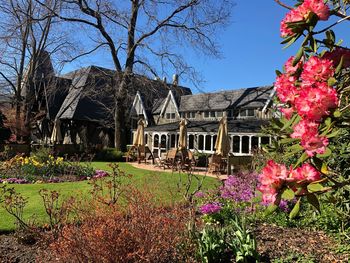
[276,55,338,156]
[280,0,330,37]
[258,160,320,204]
[324,47,350,68]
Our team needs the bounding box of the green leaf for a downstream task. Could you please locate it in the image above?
[335,55,344,75]
[279,137,299,144]
[321,162,329,175]
[281,114,300,131]
[265,204,278,216]
[327,77,337,86]
[326,129,340,139]
[282,188,295,200]
[333,110,342,118]
[307,193,320,212]
[293,47,304,66]
[294,152,309,168]
[307,183,324,193]
[275,70,282,76]
[316,147,332,158]
[289,199,301,219]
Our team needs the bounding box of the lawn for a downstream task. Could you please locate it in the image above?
[0,162,218,232]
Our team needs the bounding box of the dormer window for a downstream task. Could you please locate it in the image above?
[239,109,255,118]
[204,111,223,119]
[166,113,176,119]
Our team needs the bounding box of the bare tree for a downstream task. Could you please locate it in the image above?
[0,0,74,141]
[36,0,233,150]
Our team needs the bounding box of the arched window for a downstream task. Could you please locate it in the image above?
[170,134,176,148]
[154,134,159,147]
[198,135,204,150]
[205,135,211,151]
[161,135,166,148]
[242,136,250,154]
[232,136,240,153]
[189,135,194,150]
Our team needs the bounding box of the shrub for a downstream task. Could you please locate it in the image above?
[94,148,125,162]
[46,187,191,263]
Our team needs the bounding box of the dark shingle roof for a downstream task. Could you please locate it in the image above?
[144,119,268,133]
[179,86,273,112]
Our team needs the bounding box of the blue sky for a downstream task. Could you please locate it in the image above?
[62,1,349,94]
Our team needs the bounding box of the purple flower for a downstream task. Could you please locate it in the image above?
[5,178,29,184]
[199,202,222,214]
[194,191,205,198]
[220,173,257,202]
[279,200,291,212]
[93,170,110,179]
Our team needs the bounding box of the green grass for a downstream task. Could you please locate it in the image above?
[0,162,218,232]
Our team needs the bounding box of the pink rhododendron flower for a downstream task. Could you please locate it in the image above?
[258,160,290,204]
[295,84,338,121]
[291,119,319,139]
[290,163,321,182]
[280,0,330,37]
[275,74,298,104]
[303,0,330,20]
[301,132,329,157]
[301,56,334,86]
[280,107,295,119]
[284,56,303,75]
[324,47,350,68]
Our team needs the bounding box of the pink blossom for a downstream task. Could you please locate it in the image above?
[258,160,290,204]
[290,163,321,182]
[280,0,330,37]
[303,0,330,20]
[295,84,338,121]
[284,56,303,75]
[275,74,299,104]
[323,47,350,68]
[291,119,319,139]
[301,56,334,86]
[301,132,329,157]
[280,107,295,119]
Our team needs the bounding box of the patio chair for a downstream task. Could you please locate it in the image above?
[160,148,178,170]
[208,154,225,174]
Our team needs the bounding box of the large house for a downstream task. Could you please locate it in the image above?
[130,86,275,158]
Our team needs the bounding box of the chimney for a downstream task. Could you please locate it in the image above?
[172,74,179,85]
[162,76,167,83]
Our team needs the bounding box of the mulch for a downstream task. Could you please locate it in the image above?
[0,223,348,262]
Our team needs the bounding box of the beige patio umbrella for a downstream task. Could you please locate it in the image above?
[133,119,145,146]
[51,119,62,144]
[214,116,230,157]
[178,119,187,150]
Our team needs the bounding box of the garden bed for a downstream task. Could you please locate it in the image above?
[0,223,348,263]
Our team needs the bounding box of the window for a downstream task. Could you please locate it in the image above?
[189,135,194,149]
[186,112,195,119]
[242,136,250,154]
[252,136,259,151]
[205,135,211,151]
[261,136,270,145]
[170,134,176,148]
[204,111,210,118]
[238,109,255,118]
[166,113,176,119]
[145,134,148,146]
[210,111,215,118]
[216,111,223,117]
[154,134,159,147]
[160,135,166,148]
[204,111,223,119]
[213,135,217,150]
[198,135,204,150]
[232,136,240,153]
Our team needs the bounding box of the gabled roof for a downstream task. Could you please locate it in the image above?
[159,90,180,117]
[179,86,273,112]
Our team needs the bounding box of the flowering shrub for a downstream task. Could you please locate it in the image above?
[0,154,98,184]
[259,0,350,219]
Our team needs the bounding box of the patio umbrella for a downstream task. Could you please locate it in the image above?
[133,119,145,146]
[51,119,62,144]
[214,116,230,157]
[178,119,187,150]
